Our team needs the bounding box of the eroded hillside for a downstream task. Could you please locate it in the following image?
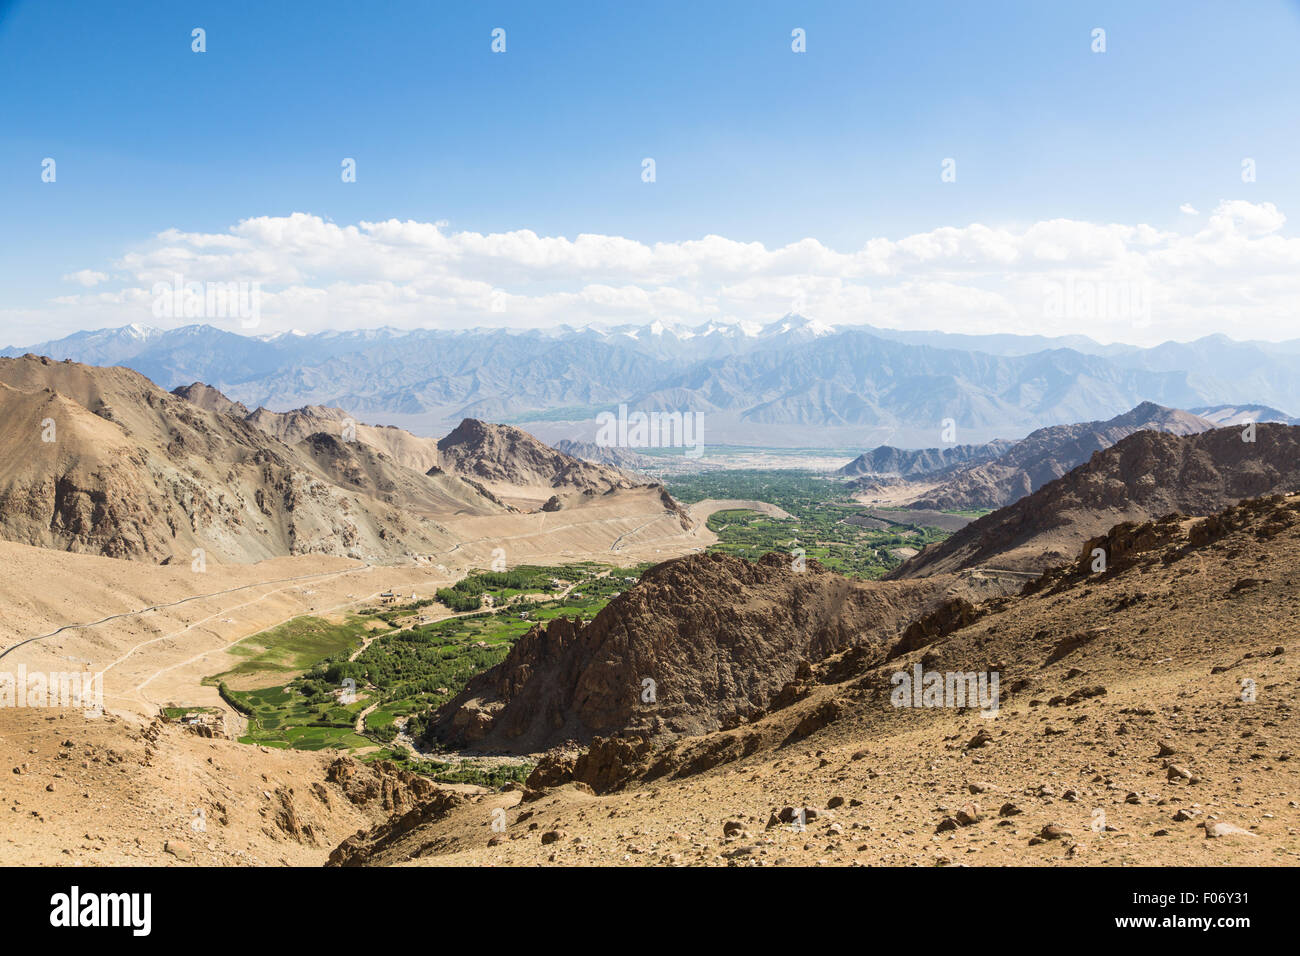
[325,493,1300,866]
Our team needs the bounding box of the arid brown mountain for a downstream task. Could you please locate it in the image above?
[435,418,636,505]
[175,383,638,501]
[174,382,664,516]
[171,381,251,418]
[240,403,444,475]
[891,423,1300,578]
[0,356,505,563]
[172,387,446,474]
[838,440,1012,479]
[901,403,1216,511]
[430,551,999,753]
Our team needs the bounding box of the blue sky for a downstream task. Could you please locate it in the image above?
[3,0,1300,344]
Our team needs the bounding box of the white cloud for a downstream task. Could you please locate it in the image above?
[22,200,1300,346]
[61,269,109,287]
[1179,203,1199,215]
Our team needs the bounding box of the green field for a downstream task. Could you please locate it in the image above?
[208,563,644,779]
[434,563,593,611]
[205,614,374,686]
[668,469,968,578]
[222,683,373,750]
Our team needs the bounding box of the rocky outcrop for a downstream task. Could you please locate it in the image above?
[170,382,251,418]
[324,757,440,813]
[887,597,981,660]
[429,551,952,753]
[436,418,634,493]
[325,788,465,866]
[526,737,653,796]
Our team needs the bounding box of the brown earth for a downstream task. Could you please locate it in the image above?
[1,492,1296,866]
[435,418,637,510]
[3,370,1296,868]
[319,492,1300,866]
[430,552,1011,752]
[0,707,471,866]
[903,403,1216,511]
[0,356,503,563]
[892,424,1300,578]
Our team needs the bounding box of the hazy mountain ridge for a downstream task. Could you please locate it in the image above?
[1190,403,1299,426]
[11,319,1300,443]
[553,439,656,472]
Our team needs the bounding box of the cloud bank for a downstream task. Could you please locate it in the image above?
[15,200,1300,345]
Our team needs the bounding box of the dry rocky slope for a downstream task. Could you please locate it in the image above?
[0,708,467,866]
[431,553,1009,753]
[435,418,634,501]
[851,403,1215,511]
[0,357,680,565]
[0,356,507,563]
[170,381,251,418]
[178,382,638,500]
[891,423,1300,578]
[325,491,1300,867]
[837,439,1013,479]
[3,455,1295,866]
[904,403,1215,511]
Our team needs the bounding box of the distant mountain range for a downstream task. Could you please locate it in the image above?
[7,318,1300,447]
